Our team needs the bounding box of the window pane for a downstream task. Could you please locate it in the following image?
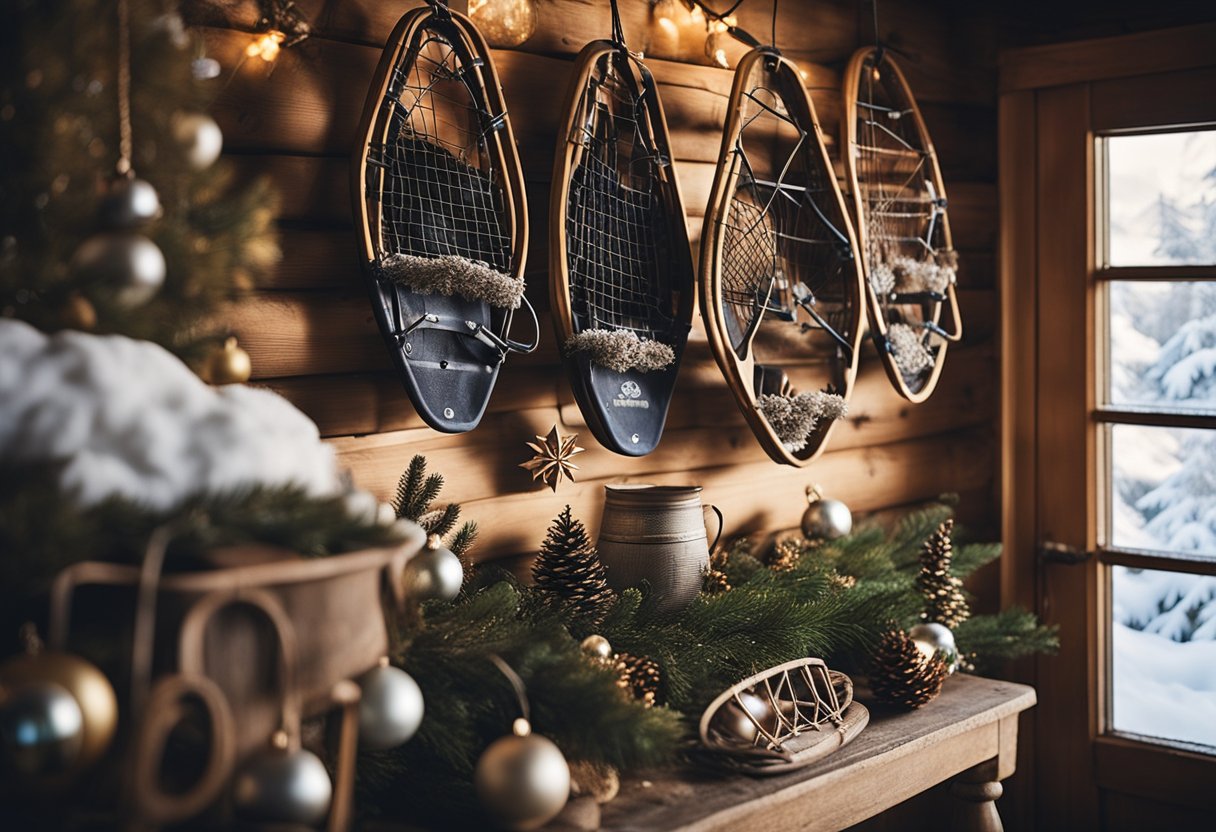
[1111,564,1216,752]
[1106,130,1216,267]
[1108,281,1216,410]
[1109,424,1216,559]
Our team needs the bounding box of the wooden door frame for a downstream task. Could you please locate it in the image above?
[998,23,1216,830]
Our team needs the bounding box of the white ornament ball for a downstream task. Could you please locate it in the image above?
[98,177,162,229]
[909,622,960,674]
[358,662,424,751]
[404,536,464,602]
[475,724,570,830]
[72,232,166,308]
[171,112,224,170]
[801,497,853,541]
[232,745,333,825]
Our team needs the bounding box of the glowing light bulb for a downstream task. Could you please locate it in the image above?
[705,32,729,68]
[245,31,285,62]
[652,0,680,36]
[469,0,538,48]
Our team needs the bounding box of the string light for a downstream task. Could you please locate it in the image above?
[245,30,285,62]
[651,0,681,37]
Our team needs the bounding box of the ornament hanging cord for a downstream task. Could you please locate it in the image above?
[115,0,134,176]
[488,654,530,724]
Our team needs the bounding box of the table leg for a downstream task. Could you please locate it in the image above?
[950,758,1005,832]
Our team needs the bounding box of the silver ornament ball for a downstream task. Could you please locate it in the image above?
[358,662,424,751]
[0,682,84,777]
[172,112,224,170]
[72,232,166,308]
[708,690,775,744]
[405,537,464,602]
[801,497,853,541]
[98,177,161,229]
[909,622,960,675]
[232,745,333,825]
[579,634,614,664]
[475,729,570,830]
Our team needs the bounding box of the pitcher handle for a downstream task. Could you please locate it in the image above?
[704,504,725,554]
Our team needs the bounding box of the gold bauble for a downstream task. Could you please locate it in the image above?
[468,0,538,48]
[579,634,613,665]
[60,293,97,330]
[0,652,118,772]
[474,723,570,830]
[204,336,252,385]
[708,691,776,744]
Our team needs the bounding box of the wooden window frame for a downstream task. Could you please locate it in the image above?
[1000,24,1216,825]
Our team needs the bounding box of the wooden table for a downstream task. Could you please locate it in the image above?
[597,674,1035,832]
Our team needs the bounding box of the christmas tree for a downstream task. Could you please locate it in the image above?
[0,0,277,364]
[533,506,615,631]
[916,519,970,628]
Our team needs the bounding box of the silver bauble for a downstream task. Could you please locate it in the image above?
[909,622,960,674]
[232,745,332,825]
[72,232,166,307]
[801,498,853,541]
[404,539,464,602]
[475,728,570,830]
[358,662,424,751]
[708,690,775,744]
[579,634,613,664]
[98,177,162,228]
[0,682,84,777]
[171,112,224,170]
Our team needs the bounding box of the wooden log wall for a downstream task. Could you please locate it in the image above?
[189,0,1000,566]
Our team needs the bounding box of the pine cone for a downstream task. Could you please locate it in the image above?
[615,652,662,708]
[767,538,802,572]
[533,506,615,628]
[916,519,970,628]
[870,629,948,709]
[703,567,731,594]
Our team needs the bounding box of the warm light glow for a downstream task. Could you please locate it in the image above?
[246,31,284,62]
[711,20,728,33]
[713,47,728,68]
[652,0,680,31]
[723,15,737,27]
[469,0,538,48]
[799,68,809,81]
[689,5,704,23]
[705,33,729,68]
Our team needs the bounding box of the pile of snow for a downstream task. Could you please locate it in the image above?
[1112,622,1216,747]
[0,319,344,511]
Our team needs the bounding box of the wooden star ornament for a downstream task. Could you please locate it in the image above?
[519,425,585,492]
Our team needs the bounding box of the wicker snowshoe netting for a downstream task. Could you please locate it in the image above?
[701,48,865,466]
[355,2,532,433]
[550,18,695,456]
[843,46,962,402]
[697,658,869,775]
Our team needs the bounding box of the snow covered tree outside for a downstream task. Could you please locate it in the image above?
[1105,129,1216,751]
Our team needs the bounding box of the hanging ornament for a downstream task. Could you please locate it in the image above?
[0,648,118,774]
[72,232,166,308]
[579,634,614,666]
[519,425,585,493]
[800,485,853,541]
[171,112,224,170]
[60,292,97,330]
[403,534,464,602]
[468,0,538,48]
[908,622,960,675]
[202,336,252,385]
[232,730,332,825]
[357,658,424,751]
[98,176,162,229]
[0,683,83,778]
[475,655,570,830]
[614,652,662,708]
[869,629,948,710]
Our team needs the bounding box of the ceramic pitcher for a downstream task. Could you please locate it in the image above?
[596,484,724,615]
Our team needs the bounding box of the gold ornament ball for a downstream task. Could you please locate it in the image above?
[0,651,118,772]
[468,0,538,48]
[475,724,570,830]
[205,336,253,385]
[579,634,614,665]
[60,293,97,330]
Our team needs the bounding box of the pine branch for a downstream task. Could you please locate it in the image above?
[449,521,478,560]
[954,609,1060,675]
[394,456,427,520]
[426,503,461,538]
[951,542,1002,578]
[410,473,444,521]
